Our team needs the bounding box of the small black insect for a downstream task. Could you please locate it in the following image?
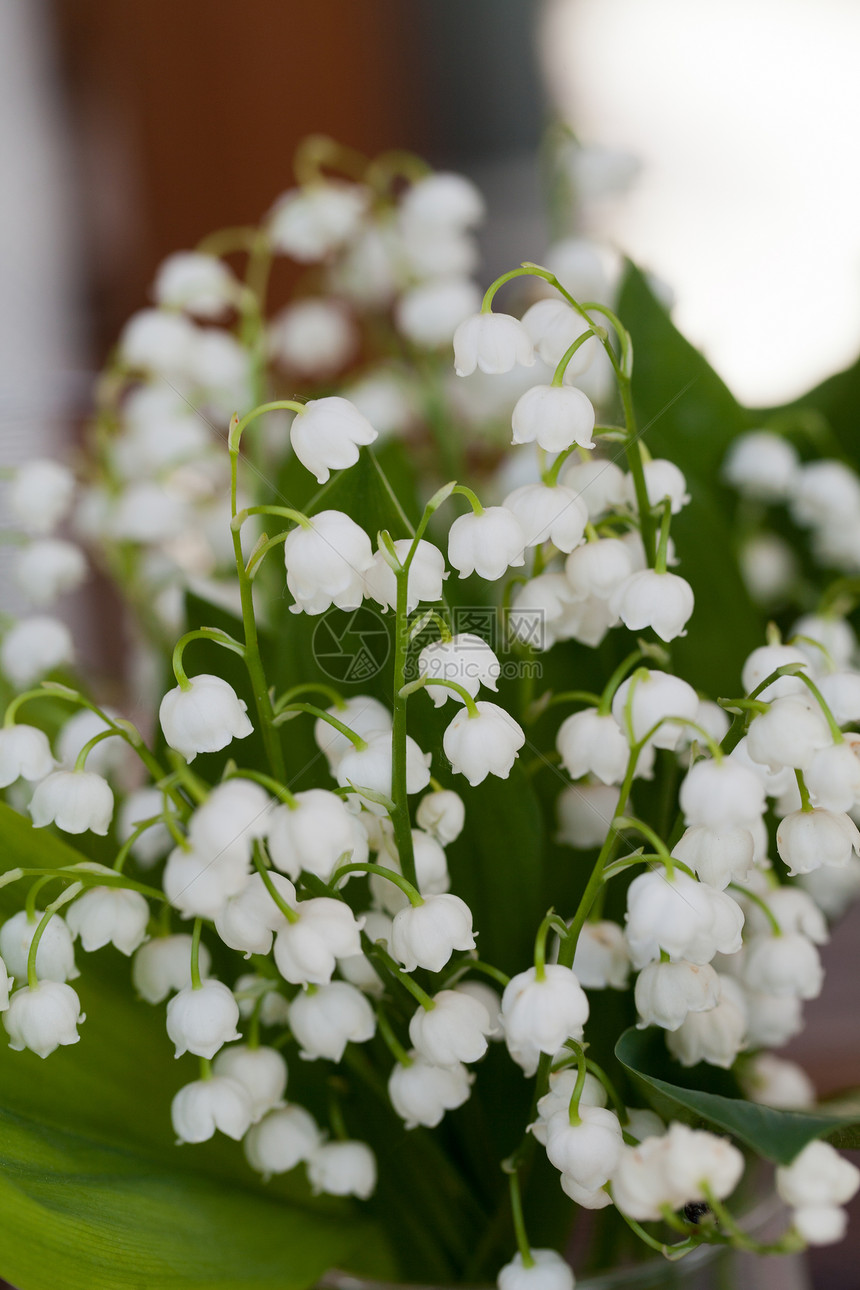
[683,1201,711,1224]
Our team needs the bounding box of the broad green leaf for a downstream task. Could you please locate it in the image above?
[615,1026,860,1164]
[618,265,763,694]
[0,804,394,1290]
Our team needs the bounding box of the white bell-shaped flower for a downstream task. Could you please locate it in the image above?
[14,539,86,606]
[453,312,535,377]
[508,573,581,652]
[289,396,377,485]
[171,1075,253,1143]
[634,960,721,1031]
[611,670,699,751]
[9,458,75,534]
[624,458,689,514]
[560,1174,613,1209]
[337,910,392,997]
[343,368,417,439]
[662,1122,745,1204]
[0,956,10,1011]
[369,830,449,915]
[307,1139,377,1199]
[565,537,633,601]
[163,845,251,921]
[609,569,694,643]
[804,741,860,813]
[395,277,482,348]
[503,483,588,553]
[109,481,189,543]
[55,708,124,777]
[571,921,630,989]
[560,459,627,521]
[743,987,803,1049]
[400,171,485,229]
[672,825,755,890]
[117,787,171,868]
[337,730,431,812]
[679,758,766,830]
[399,222,477,280]
[212,1044,287,1122]
[213,872,295,955]
[131,934,212,1004]
[188,779,273,865]
[313,696,392,772]
[66,886,149,956]
[234,974,290,1027]
[443,701,525,786]
[624,867,741,968]
[533,1069,607,1144]
[153,250,236,317]
[792,1204,849,1246]
[501,966,589,1076]
[742,1053,815,1108]
[244,1104,322,1178]
[364,538,447,613]
[556,709,628,786]
[268,181,368,261]
[419,634,500,706]
[742,885,828,943]
[273,898,363,986]
[798,858,860,920]
[447,506,526,581]
[390,893,475,973]
[521,298,599,372]
[408,988,493,1066]
[666,974,747,1068]
[746,697,831,772]
[776,1140,860,1209]
[28,769,113,836]
[289,981,375,1062]
[777,807,860,875]
[791,460,860,527]
[283,510,374,615]
[166,979,241,1059]
[723,431,799,501]
[556,782,620,850]
[741,933,823,1000]
[415,789,466,844]
[497,1249,574,1290]
[611,1135,679,1221]
[0,724,54,787]
[159,674,253,763]
[267,790,368,883]
[1,615,74,687]
[269,299,358,377]
[511,384,596,453]
[388,1051,474,1128]
[117,309,198,377]
[545,1105,623,1190]
[741,642,808,701]
[817,670,860,725]
[3,980,83,1057]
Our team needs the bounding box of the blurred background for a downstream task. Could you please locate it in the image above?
[2,0,860,1284]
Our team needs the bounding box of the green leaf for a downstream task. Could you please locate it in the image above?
[615,1026,860,1164]
[618,265,763,694]
[0,804,394,1290]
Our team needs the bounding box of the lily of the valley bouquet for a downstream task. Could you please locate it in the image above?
[2,136,860,1290]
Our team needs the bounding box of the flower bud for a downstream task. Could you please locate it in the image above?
[409,988,493,1066]
[132,934,212,1004]
[635,960,721,1031]
[501,966,589,1076]
[443,701,525,786]
[3,981,84,1057]
[289,396,377,485]
[273,898,363,986]
[388,1052,474,1128]
[496,1249,574,1290]
[1,615,74,687]
[171,1075,253,1144]
[308,1140,377,1199]
[159,674,253,763]
[418,634,500,706]
[610,569,694,643]
[0,724,54,787]
[283,510,374,615]
[793,1205,849,1245]
[289,981,375,1061]
[416,789,466,844]
[212,1045,287,1122]
[364,538,447,614]
[545,1105,623,1190]
[166,979,241,1059]
[776,1140,860,1210]
[447,507,526,581]
[503,484,588,553]
[511,383,596,453]
[66,886,149,956]
[453,312,535,377]
[0,910,77,984]
[9,459,75,534]
[390,893,476,973]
